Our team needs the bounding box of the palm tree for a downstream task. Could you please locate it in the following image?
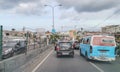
[50,34,60,44]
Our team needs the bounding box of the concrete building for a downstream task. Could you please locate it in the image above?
[83,31,102,36]
[102,25,120,33]
[3,30,25,37]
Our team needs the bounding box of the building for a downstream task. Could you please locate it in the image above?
[69,30,77,39]
[3,30,25,37]
[102,25,120,33]
[84,31,102,36]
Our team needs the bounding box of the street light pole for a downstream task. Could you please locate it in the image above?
[52,7,54,29]
[44,4,62,30]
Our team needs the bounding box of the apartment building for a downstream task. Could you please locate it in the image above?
[102,25,120,33]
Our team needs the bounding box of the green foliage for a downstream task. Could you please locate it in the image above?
[50,34,60,43]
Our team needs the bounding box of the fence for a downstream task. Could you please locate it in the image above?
[0,43,53,72]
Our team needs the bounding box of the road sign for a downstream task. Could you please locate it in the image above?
[52,28,56,34]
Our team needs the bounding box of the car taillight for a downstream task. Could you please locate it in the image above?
[90,46,92,53]
[57,46,60,51]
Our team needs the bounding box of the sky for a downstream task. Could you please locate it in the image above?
[0,0,120,32]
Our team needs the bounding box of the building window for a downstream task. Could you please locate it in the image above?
[6,33,9,36]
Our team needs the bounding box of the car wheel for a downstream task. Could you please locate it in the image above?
[77,47,79,50]
[85,52,90,61]
[11,52,14,57]
[56,55,59,57]
[75,47,77,50]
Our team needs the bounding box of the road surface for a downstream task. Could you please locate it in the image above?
[33,50,120,72]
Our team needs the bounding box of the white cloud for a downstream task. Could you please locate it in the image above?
[56,0,120,13]
[0,0,52,15]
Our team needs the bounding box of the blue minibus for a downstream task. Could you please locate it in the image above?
[80,35,116,61]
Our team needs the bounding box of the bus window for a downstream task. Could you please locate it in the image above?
[102,39,114,44]
[87,38,90,44]
[83,38,87,44]
[92,37,116,46]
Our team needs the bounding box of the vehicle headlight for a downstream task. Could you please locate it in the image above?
[5,50,9,55]
[2,51,8,55]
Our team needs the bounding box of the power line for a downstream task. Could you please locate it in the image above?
[90,13,115,28]
[88,10,120,29]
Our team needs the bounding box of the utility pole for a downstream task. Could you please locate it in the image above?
[0,25,3,60]
[25,31,29,54]
[44,4,62,33]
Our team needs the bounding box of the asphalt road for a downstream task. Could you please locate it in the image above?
[33,50,120,72]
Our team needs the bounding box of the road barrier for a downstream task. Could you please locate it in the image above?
[0,44,53,72]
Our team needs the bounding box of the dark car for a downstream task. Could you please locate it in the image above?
[2,44,14,59]
[56,41,74,57]
[14,40,27,54]
[73,41,80,49]
[6,39,27,55]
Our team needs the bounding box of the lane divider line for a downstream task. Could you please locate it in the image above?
[89,62,104,72]
[32,50,53,72]
[74,50,104,72]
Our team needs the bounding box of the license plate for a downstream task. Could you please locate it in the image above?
[99,55,106,59]
[62,52,69,55]
[61,48,65,50]
[100,56,105,59]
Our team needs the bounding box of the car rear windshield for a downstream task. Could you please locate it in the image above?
[75,42,79,45]
[92,36,116,46]
[59,42,71,48]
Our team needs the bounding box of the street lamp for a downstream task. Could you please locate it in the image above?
[44,4,62,31]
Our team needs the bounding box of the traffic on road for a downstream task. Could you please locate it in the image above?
[0,0,120,72]
[33,50,120,72]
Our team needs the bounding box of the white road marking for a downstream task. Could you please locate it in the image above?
[32,50,53,72]
[75,50,104,72]
[89,62,104,72]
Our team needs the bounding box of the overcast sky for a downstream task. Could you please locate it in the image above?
[0,0,120,32]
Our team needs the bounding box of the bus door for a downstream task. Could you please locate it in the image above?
[80,38,91,56]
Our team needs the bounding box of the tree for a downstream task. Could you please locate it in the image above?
[50,34,60,44]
